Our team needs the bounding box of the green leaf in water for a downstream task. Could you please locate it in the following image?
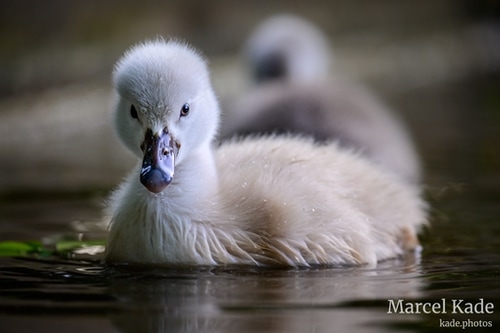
[0,239,106,257]
[0,241,43,256]
[55,240,106,253]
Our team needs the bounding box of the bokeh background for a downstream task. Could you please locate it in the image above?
[0,0,499,238]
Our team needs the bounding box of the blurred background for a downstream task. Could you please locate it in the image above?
[0,0,499,239]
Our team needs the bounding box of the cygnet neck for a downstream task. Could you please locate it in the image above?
[160,141,219,211]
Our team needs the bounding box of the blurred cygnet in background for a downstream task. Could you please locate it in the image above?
[244,14,332,83]
[220,14,422,184]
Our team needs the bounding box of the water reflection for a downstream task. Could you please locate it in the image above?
[107,261,424,333]
[0,255,425,333]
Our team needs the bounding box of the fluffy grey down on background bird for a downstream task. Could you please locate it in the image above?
[220,15,421,184]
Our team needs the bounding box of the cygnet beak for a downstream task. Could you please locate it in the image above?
[140,128,180,193]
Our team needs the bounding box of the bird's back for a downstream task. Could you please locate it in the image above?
[214,135,427,265]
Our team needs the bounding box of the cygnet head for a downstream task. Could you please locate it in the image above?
[244,14,333,83]
[112,39,219,193]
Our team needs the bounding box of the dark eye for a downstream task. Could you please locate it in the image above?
[180,103,190,117]
[130,105,138,119]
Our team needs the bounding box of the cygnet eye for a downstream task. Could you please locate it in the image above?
[180,103,190,117]
[130,105,139,119]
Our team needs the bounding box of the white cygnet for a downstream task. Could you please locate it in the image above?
[105,39,427,267]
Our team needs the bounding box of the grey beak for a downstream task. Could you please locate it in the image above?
[140,128,179,193]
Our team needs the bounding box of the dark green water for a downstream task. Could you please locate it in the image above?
[0,205,499,333]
